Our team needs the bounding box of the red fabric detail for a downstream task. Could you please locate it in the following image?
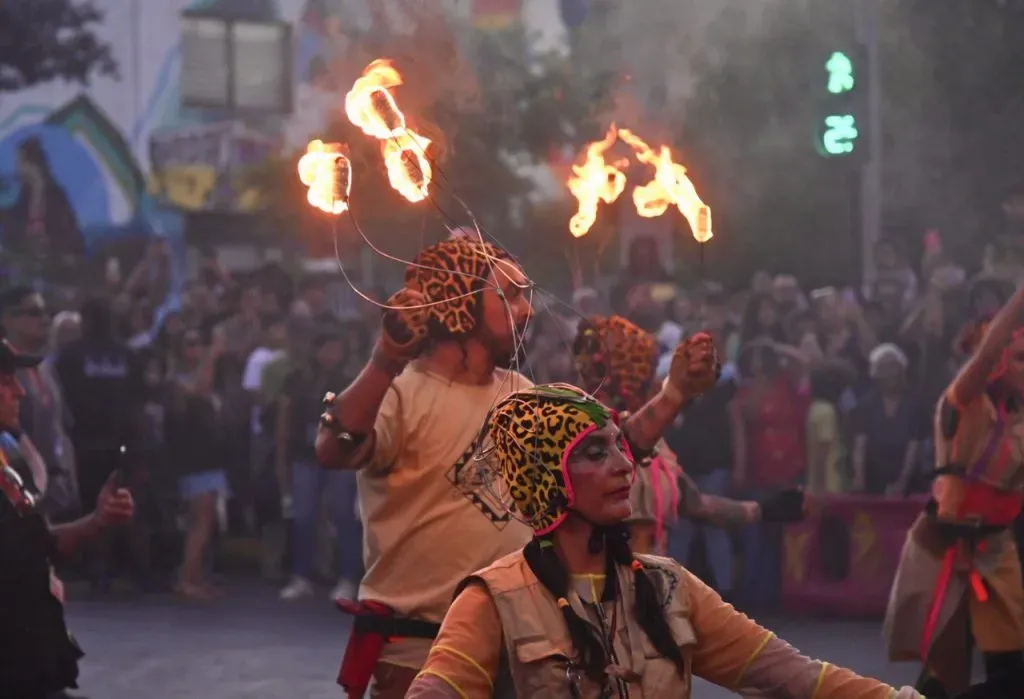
[739,376,809,489]
[336,599,393,698]
[970,572,989,603]
[919,482,1022,661]
[957,482,1024,526]
[921,546,958,661]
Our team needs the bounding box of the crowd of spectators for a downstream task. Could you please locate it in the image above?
[0,229,1017,610]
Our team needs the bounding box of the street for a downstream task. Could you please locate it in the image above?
[64,580,929,699]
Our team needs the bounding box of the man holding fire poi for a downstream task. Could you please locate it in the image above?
[315,236,721,698]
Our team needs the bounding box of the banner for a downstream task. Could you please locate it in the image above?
[782,494,928,617]
[473,0,522,30]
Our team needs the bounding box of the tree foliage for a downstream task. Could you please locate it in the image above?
[671,0,1024,286]
[0,0,118,92]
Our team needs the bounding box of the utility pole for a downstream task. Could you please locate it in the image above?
[857,0,882,288]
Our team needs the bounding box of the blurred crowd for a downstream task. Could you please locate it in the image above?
[0,229,1017,609]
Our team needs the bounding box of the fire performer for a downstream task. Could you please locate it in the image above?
[0,340,135,698]
[406,384,929,699]
[316,238,719,698]
[572,315,805,555]
[885,284,1024,697]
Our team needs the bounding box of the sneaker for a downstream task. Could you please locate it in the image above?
[330,578,357,601]
[279,576,314,600]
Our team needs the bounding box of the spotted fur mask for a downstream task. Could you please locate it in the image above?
[573,315,657,414]
[405,238,514,338]
[474,383,629,534]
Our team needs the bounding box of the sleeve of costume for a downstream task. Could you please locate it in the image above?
[407,582,503,699]
[366,383,405,473]
[688,569,921,699]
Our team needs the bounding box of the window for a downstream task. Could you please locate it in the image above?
[180,12,292,113]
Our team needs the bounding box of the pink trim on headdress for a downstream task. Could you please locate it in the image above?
[532,422,597,536]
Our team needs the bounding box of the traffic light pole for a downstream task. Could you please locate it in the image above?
[857,0,882,289]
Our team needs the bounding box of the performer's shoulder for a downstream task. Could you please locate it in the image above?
[635,553,683,572]
[494,368,534,391]
[462,549,533,594]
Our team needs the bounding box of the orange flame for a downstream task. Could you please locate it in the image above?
[298,140,351,215]
[382,131,432,203]
[566,124,629,238]
[618,128,713,243]
[344,59,433,203]
[345,59,406,140]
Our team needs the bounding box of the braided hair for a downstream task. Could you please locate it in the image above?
[522,523,686,683]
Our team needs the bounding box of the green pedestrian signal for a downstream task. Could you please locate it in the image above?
[825,51,855,94]
[822,114,858,155]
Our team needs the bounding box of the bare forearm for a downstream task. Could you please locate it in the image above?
[51,514,104,558]
[624,388,685,454]
[677,471,755,527]
[317,347,403,470]
[954,286,1024,404]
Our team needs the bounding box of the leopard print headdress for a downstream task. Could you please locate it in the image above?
[473,383,625,534]
[573,315,657,414]
[405,238,514,339]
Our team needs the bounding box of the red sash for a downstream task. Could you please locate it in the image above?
[919,482,1024,661]
[336,599,393,698]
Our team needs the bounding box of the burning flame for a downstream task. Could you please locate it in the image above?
[383,131,432,203]
[298,140,351,215]
[345,59,406,140]
[344,59,434,204]
[618,128,712,243]
[566,124,629,238]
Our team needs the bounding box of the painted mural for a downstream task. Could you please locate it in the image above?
[0,0,382,255]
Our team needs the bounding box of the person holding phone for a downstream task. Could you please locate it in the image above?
[0,339,134,699]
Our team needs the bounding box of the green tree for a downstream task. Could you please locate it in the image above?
[672,0,1024,285]
[0,0,118,92]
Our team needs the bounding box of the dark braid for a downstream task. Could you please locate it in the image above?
[523,536,609,681]
[605,523,687,676]
[523,525,686,682]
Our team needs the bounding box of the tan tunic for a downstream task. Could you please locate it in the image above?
[407,549,922,698]
[359,366,534,669]
[884,389,1024,692]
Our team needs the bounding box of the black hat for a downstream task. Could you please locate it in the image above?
[0,340,42,374]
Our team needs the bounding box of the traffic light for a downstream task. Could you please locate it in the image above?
[816,46,866,159]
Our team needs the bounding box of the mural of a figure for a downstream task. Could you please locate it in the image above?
[3,137,85,259]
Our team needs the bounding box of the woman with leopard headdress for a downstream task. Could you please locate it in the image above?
[404,384,955,698]
[316,239,721,698]
[572,315,805,555]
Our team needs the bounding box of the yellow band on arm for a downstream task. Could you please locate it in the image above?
[810,662,830,699]
[414,669,469,699]
[731,631,774,689]
[430,644,494,692]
